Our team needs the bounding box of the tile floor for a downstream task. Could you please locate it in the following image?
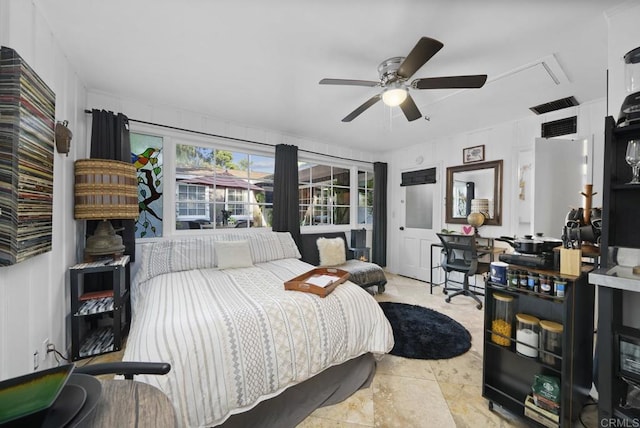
[84,272,598,427]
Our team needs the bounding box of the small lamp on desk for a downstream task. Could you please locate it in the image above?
[467,198,489,236]
[74,159,139,259]
[467,212,485,236]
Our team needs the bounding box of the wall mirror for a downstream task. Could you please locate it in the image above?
[445,160,503,225]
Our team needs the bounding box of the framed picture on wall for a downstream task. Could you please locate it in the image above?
[463,145,485,164]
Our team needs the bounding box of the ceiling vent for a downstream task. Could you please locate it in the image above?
[541,116,577,138]
[530,96,579,115]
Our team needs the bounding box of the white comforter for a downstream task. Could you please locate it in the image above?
[124,258,394,427]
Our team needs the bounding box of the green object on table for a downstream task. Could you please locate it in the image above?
[0,363,74,424]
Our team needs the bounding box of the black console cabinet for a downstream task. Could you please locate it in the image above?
[69,256,130,361]
[482,267,594,427]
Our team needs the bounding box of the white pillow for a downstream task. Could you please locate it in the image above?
[134,237,216,284]
[317,237,346,266]
[216,240,254,269]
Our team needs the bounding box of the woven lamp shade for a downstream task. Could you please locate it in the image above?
[74,159,139,220]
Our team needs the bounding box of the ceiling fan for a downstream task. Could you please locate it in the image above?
[319,37,488,122]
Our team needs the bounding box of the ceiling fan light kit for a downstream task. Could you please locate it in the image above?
[382,86,408,107]
[320,36,487,122]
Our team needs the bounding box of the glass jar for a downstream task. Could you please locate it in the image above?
[507,269,518,288]
[625,47,640,96]
[554,277,567,298]
[491,293,514,347]
[527,272,539,293]
[515,313,540,358]
[518,271,528,289]
[539,274,552,295]
[539,320,563,368]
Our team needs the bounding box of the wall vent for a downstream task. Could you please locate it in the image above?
[541,116,577,138]
[530,96,579,115]
[401,167,436,186]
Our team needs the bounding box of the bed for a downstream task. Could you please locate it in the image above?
[123,231,394,427]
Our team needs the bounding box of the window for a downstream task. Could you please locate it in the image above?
[131,125,373,236]
[358,170,374,225]
[131,132,164,238]
[175,144,274,230]
[299,163,350,226]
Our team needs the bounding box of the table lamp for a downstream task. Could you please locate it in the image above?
[467,198,489,236]
[467,212,485,236]
[74,159,139,258]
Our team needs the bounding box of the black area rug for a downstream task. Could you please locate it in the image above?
[379,302,472,360]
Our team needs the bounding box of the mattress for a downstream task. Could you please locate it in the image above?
[123,257,393,427]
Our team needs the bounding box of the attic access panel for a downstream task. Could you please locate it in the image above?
[0,46,55,266]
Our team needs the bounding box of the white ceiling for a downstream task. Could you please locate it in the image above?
[35,0,632,152]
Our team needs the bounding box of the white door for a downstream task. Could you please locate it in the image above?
[398,182,439,282]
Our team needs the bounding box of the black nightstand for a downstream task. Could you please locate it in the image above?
[69,256,131,360]
[349,247,370,262]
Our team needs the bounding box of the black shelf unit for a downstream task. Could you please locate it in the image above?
[69,256,131,361]
[602,117,640,251]
[482,267,594,427]
[596,117,640,423]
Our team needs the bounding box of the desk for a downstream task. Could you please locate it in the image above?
[429,237,505,294]
[86,379,177,427]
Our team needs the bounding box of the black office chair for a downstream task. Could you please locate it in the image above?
[436,233,490,310]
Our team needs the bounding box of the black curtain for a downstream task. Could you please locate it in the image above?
[372,162,387,266]
[272,144,301,250]
[88,109,136,261]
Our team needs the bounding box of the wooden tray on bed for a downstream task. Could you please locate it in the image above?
[284,267,350,297]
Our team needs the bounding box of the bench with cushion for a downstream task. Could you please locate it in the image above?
[299,232,387,293]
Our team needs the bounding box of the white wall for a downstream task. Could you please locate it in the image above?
[0,0,87,380]
[384,99,606,274]
[86,90,379,166]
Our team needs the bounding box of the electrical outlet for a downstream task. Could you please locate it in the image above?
[41,338,50,359]
[33,351,39,370]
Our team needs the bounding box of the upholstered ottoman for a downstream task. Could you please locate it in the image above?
[299,232,387,293]
[339,259,387,293]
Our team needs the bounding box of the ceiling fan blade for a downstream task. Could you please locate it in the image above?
[397,37,444,79]
[399,94,422,122]
[413,74,488,90]
[342,95,382,122]
[319,78,379,87]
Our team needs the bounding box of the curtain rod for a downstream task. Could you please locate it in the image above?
[84,109,374,165]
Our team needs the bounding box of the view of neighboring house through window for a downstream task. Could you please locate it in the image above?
[175,143,274,230]
[129,131,372,235]
[131,132,164,238]
[299,163,350,226]
[358,170,374,225]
